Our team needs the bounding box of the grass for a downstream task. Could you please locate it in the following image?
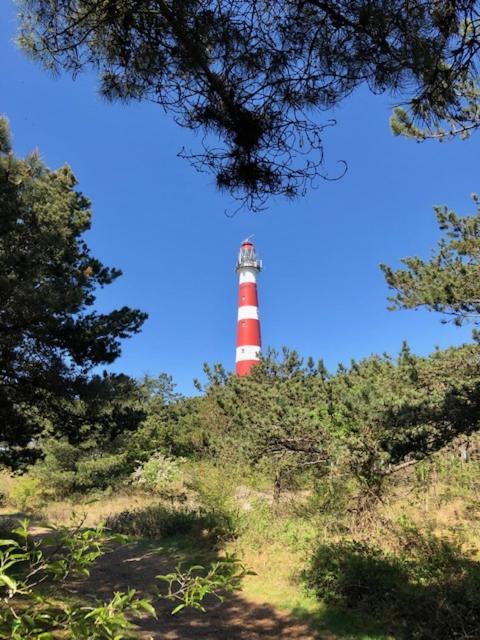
[235,543,391,639]
[0,490,160,527]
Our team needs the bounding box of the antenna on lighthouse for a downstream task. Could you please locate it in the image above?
[235,238,262,376]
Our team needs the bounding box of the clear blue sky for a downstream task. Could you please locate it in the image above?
[1,2,477,394]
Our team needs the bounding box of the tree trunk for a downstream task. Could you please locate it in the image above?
[273,470,282,505]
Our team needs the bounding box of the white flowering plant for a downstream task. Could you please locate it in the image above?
[130,453,186,495]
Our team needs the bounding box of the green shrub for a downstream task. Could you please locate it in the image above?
[186,461,243,534]
[76,453,130,491]
[304,528,480,640]
[304,540,404,609]
[239,498,315,551]
[299,475,356,536]
[130,452,185,496]
[8,475,44,512]
[106,503,238,545]
[33,439,130,498]
[0,471,15,507]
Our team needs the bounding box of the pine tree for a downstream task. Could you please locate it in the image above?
[16,1,480,209]
[0,117,147,463]
[381,194,480,332]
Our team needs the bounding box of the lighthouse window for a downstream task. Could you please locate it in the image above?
[242,321,246,327]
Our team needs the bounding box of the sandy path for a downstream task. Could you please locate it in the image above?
[70,542,319,640]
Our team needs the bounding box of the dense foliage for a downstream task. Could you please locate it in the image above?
[28,339,479,511]
[0,118,146,464]
[382,194,480,332]
[190,343,480,501]
[304,523,480,639]
[17,1,480,208]
[2,121,478,511]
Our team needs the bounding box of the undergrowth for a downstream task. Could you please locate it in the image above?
[106,503,239,546]
[304,519,480,640]
[1,449,479,639]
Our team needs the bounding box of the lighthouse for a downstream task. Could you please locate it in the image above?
[236,238,262,376]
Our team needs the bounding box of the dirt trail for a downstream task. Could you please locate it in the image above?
[70,542,319,640]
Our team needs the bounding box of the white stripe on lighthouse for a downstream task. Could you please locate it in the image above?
[236,345,261,362]
[237,305,259,320]
[239,269,258,284]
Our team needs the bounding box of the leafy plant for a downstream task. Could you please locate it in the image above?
[130,452,185,495]
[304,527,480,640]
[0,518,153,639]
[0,517,248,638]
[106,503,238,545]
[7,476,44,512]
[158,554,252,614]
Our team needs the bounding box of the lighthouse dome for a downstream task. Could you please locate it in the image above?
[237,238,262,272]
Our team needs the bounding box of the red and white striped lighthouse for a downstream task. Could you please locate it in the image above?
[236,238,262,376]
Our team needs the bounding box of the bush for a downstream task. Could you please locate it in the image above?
[186,461,242,533]
[8,475,44,512]
[238,498,316,551]
[303,527,480,640]
[106,503,238,545]
[0,470,15,507]
[130,452,185,496]
[299,475,356,536]
[304,540,404,609]
[33,439,130,498]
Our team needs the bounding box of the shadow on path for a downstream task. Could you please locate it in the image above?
[69,542,320,640]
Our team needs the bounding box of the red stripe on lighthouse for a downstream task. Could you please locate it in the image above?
[236,360,259,376]
[238,282,259,307]
[236,318,261,347]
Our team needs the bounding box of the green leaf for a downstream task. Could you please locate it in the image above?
[0,540,20,547]
[171,604,186,615]
[137,600,157,617]
[0,574,17,591]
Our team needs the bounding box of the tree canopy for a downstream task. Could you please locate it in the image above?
[0,117,147,460]
[381,195,480,332]
[189,344,480,500]
[17,1,480,209]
